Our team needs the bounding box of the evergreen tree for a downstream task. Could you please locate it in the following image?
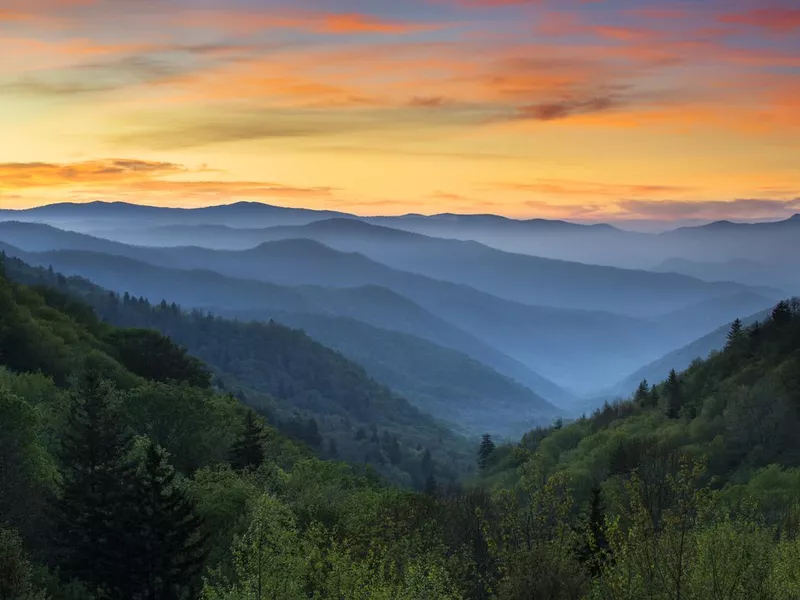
[304,418,322,449]
[772,300,792,325]
[229,411,266,471]
[420,448,433,480]
[52,370,138,598]
[579,487,610,578]
[634,379,650,406]
[127,441,207,600]
[0,527,44,600]
[424,472,438,496]
[478,434,496,470]
[664,369,683,419]
[725,318,743,349]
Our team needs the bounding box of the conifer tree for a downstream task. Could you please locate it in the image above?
[664,369,683,419]
[420,448,433,480]
[726,318,743,349]
[424,472,438,496]
[579,487,610,578]
[772,300,792,325]
[52,370,138,597]
[634,379,650,406]
[478,434,496,470]
[229,410,266,471]
[127,441,207,600]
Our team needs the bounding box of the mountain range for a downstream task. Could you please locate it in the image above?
[0,201,788,406]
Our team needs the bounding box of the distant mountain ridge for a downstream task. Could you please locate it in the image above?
[0,219,784,394]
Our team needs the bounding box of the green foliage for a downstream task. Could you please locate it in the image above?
[0,527,45,600]
[126,440,207,600]
[7,257,800,599]
[106,328,211,389]
[5,256,472,486]
[229,411,266,472]
[478,434,496,470]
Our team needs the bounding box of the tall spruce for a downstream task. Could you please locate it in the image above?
[634,379,650,407]
[127,441,207,600]
[664,369,683,419]
[726,318,744,349]
[229,410,266,471]
[478,434,496,470]
[579,486,610,578]
[52,370,138,598]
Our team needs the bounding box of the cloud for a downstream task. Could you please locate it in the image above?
[108,104,490,150]
[490,179,697,197]
[719,8,800,34]
[0,159,184,188]
[409,96,449,108]
[0,158,337,208]
[178,10,440,36]
[514,95,619,121]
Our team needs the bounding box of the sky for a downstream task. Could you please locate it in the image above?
[0,0,799,222]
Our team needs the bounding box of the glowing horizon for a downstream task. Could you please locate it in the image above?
[1,0,798,222]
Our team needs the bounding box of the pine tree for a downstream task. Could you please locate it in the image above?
[127,441,207,600]
[304,417,322,449]
[327,438,338,458]
[424,472,438,496]
[772,300,792,325]
[229,410,266,471]
[725,318,743,349]
[478,434,496,470]
[420,448,433,479]
[634,379,650,406]
[52,370,138,598]
[664,369,683,419]
[579,487,610,578]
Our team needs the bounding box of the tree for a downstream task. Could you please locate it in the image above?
[579,487,610,578]
[424,473,438,496]
[0,389,53,539]
[664,369,683,419]
[229,411,266,471]
[634,379,650,407]
[203,493,309,599]
[127,440,207,600]
[420,449,433,480]
[772,300,792,326]
[52,370,138,597]
[726,318,744,349]
[478,434,496,470]
[0,527,45,600]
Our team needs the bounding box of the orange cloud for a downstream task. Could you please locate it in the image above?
[0,159,184,189]
[0,159,337,208]
[719,8,800,34]
[178,10,440,36]
[490,179,698,198]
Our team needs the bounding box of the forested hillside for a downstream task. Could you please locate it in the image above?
[2,255,472,487]
[0,240,573,407]
[5,252,800,598]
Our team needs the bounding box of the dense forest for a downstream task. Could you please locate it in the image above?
[3,255,472,488]
[4,253,800,599]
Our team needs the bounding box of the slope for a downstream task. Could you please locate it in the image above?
[1,254,472,485]
[609,307,772,398]
[0,222,684,392]
[485,297,800,505]
[0,241,573,407]
[88,218,779,319]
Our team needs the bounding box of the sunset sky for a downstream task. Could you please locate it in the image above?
[1,0,799,222]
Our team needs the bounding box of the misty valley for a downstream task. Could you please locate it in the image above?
[2,201,800,598]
